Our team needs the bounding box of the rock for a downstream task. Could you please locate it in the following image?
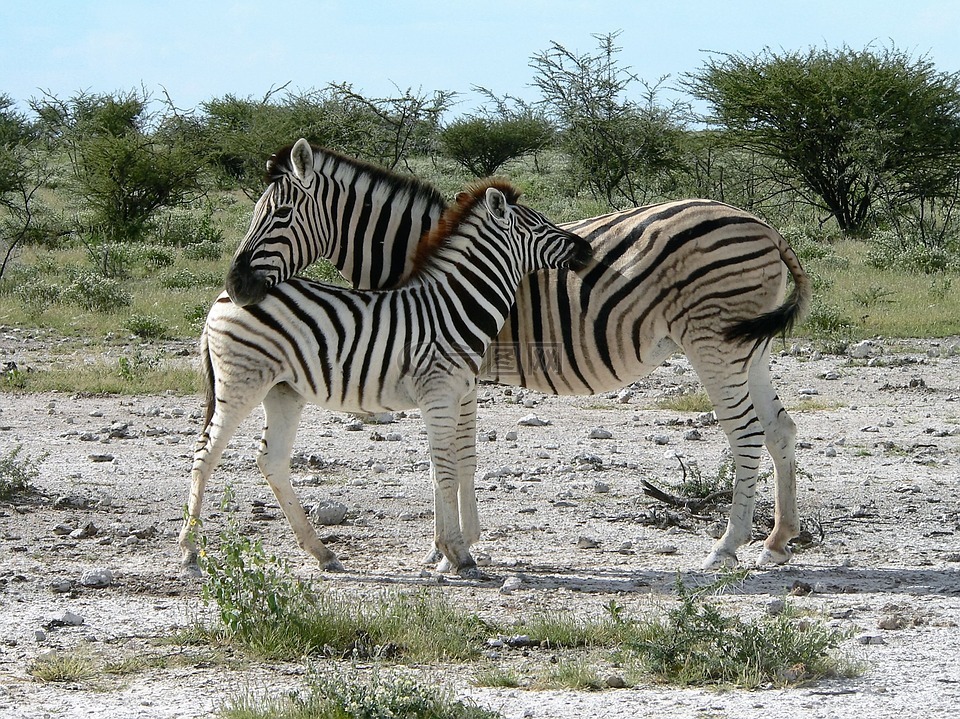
[500,575,523,594]
[655,543,678,555]
[52,523,74,536]
[310,500,348,526]
[369,412,395,424]
[588,427,613,439]
[59,611,84,626]
[504,430,518,441]
[87,453,115,462]
[849,340,876,359]
[798,387,819,396]
[577,536,600,549]
[344,419,363,431]
[616,389,634,403]
[605,674,627,689]
[683,428,702,441]
[517,414,551,427]
[79,567,113,588]
[766,598,786,616]
[857,633,886,645]
[592,480,610,494]
[383,432,402,442]
[69,522,98,539]
[696,411,717,425]
[49,580,73,594]
[824,445,838,457]
[34,629,46,642]
[878,614,908,630]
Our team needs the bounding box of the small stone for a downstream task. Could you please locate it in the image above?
[696,411,717,425]
[34,629,46,642]
[50,580,73,594]
[766,598,786,616]
[504,430,518,441]
[605,674,627,689]
[857,633,885,645]
[79,567,113,588]
[52,523,74,536]
[588,427,613,440]
[650,434,671,445]
[384,432,402,442]
[878,614,908,630]
[60,611,84,626]
[370,412,395,424]
[577,536,600,549]
[824,445,837,457]
[683,428,702,441]
[87,453,115,463]
[616,389,634,403]
[655,543,678,555]
[69,522,98,539]
[310,500,348,526]
[592,480,610,494]
[517,414,551,427]
[798,387,819,396]
[500,575,523,594]
[344,419,363,431]
[789,580,813,596]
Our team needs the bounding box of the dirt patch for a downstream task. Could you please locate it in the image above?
[2,334,960,718]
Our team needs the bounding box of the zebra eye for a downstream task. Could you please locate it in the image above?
[273,206,293,220]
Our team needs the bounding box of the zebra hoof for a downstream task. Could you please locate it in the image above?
[435,556,454,573]
[181,562,203,579]
[321,557,346,572]
[423,547,444,566]
[756,545,792,566]
[702,549,740,571]
[457,564,489,581]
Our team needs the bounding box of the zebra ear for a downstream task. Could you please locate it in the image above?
[291,138,315,182]
[484,187,511,228]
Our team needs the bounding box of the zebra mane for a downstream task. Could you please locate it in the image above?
[409,178,521,277]
[264,142,447,209]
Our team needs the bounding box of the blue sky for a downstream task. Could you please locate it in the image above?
[3,0,960,118]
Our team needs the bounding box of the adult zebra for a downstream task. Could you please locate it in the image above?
[179,179,591,578]
[226,139,811,570]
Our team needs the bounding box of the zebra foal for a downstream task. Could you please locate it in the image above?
[225,139,812,570]
[179,179,591,577]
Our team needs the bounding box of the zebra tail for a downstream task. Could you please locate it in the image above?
[723,237,812,344]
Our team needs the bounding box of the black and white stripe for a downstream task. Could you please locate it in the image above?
[225,138,812,570]
[179,179,590,577]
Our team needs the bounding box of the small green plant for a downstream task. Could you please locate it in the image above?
[116,350,163,381]
[123,313,169,339]
[28,651,96,683]
[850,286,895,308]
[222,668,501,719]
[196,506,489,661]
[14,278,62,317]
[159,268,223,289]
[0,444,44,499]
[656,389,712,413]
[631,574,854,688]
[61,269,132,312]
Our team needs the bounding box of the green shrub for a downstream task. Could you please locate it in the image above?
[0,445,44,499]
[139,245,175,269]
[15,278,62,317]
[159,268,223,289]
[61,270,132,312]
[124,314,169,339]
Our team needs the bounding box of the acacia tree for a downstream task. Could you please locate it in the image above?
[684,45,960,236]
[31,89,207,274]
[440,90,554,177]
[530,31,688,208]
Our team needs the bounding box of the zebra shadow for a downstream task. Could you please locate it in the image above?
[328,562,960,598]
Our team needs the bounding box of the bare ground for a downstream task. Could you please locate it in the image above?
[1,330,960,718]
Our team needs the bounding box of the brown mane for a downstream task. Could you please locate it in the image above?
[410,178,521,275]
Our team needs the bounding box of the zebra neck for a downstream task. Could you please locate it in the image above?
[316,152,445,290]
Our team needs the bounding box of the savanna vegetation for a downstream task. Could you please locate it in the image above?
[2,35,960,396]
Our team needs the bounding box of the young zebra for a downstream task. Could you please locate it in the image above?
[179,179,591,578]
[227,139,811,570]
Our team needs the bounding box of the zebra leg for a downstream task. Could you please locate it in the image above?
[259,383,343,571]
[688,346,766,570]
[748,351,799,565]
[178,395,260,574]
[432,387,480,573]
[420,394,482,579]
